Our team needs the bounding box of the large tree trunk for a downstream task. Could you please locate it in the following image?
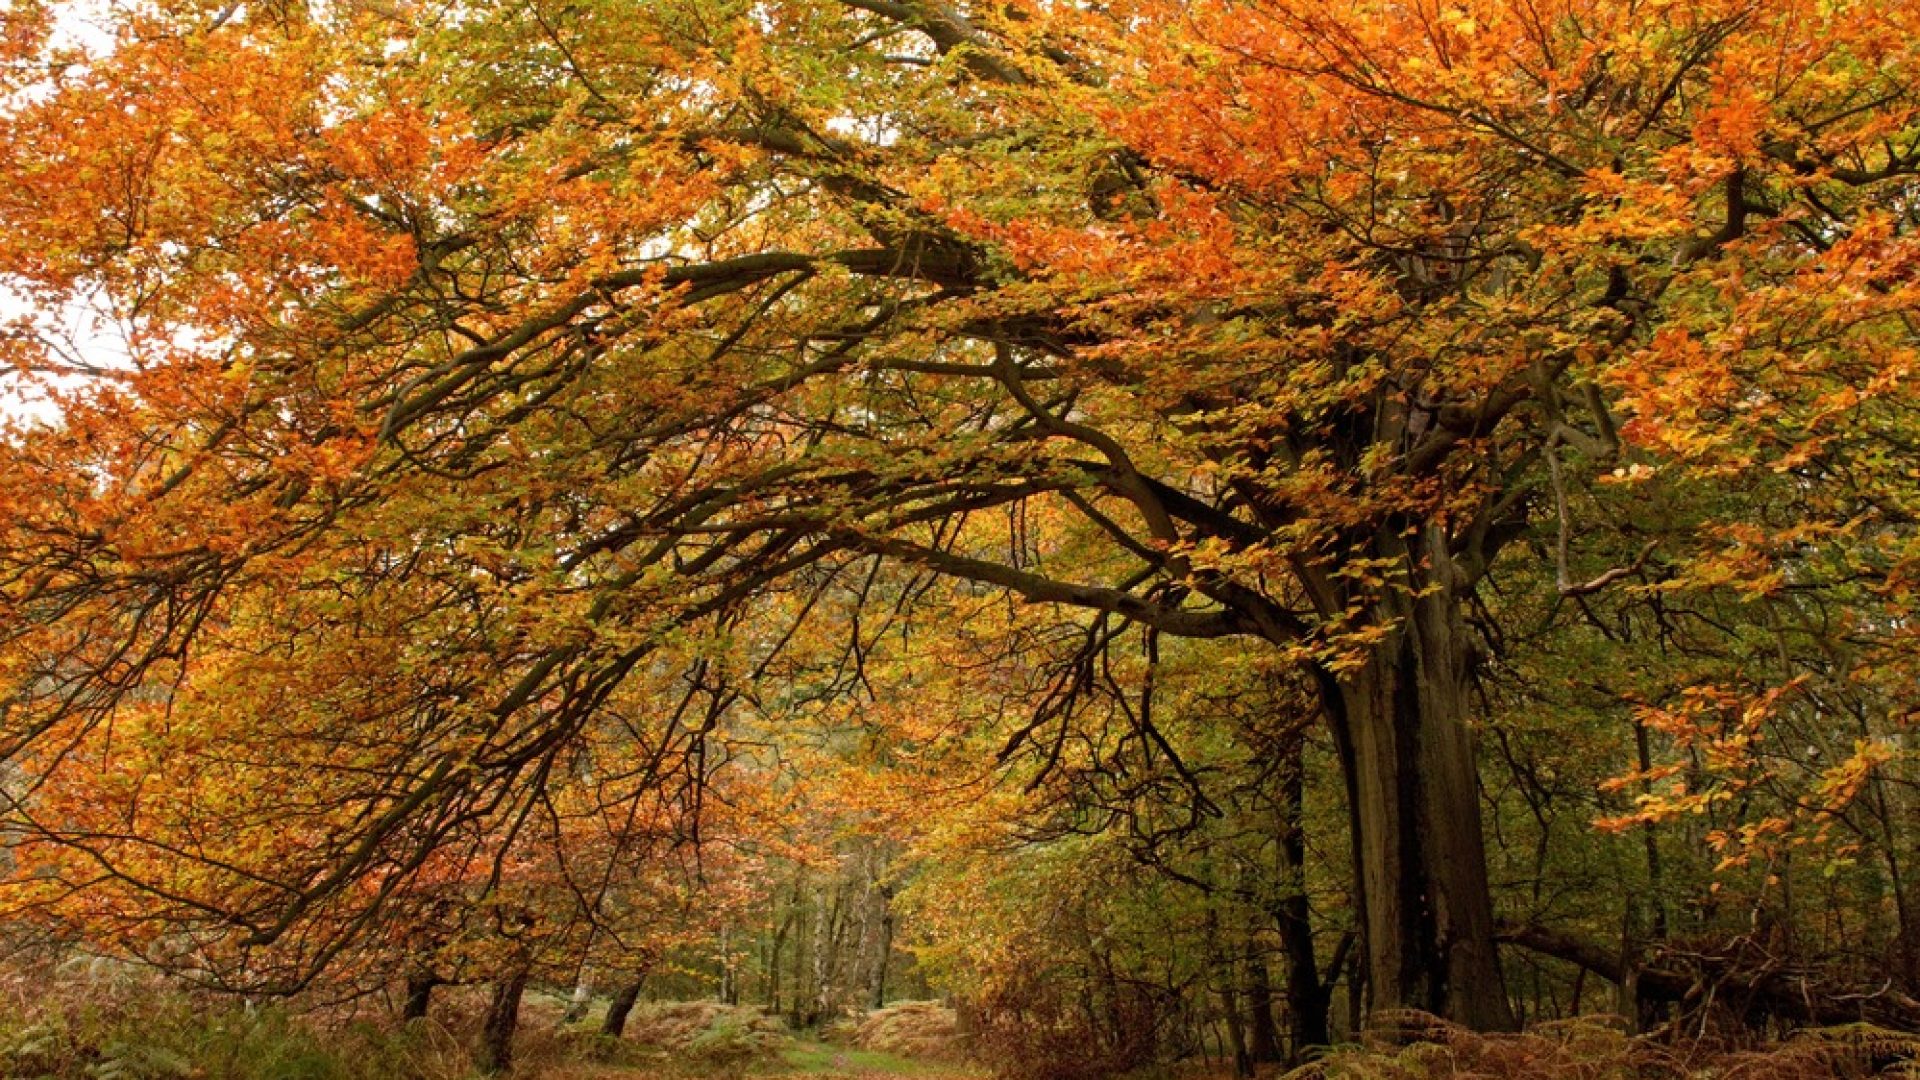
[1322,525,1513,1031]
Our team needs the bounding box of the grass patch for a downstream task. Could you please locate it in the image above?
[777,1041,980,1077]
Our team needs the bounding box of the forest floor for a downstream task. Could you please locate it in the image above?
[560,1040,988,1080]
[770,1041,987,1077]
[530,997,990,1080]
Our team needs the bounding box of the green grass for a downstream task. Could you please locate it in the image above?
[775,1041,978,1077]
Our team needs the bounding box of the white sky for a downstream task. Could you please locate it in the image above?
[0,1,125,431]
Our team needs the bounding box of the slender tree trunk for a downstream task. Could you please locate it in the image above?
[769,904,790,1014]
[872,886,895,1009]
[1888,847,1919,991]
[1272,726,1334,1055]
[1868,742,1918,990]
[1276,944,1331,1055]
[602,976,645,1038]
[480,972,528,1074]
[562,969,592,1024]
[402,975,438,1022]
[1343,938,1364,1039]
[811,884,838,1025]
[1245,954,1282,1064]
[790,881,810,1029]
[852,853,877,1007]
[1206,910,1251,1078]
[1321,525,1513,1031]
[1633,718,1669,939]
[1222,986,1251,1079]
[1092,943,1123,1050]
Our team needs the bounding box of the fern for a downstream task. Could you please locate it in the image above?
[85,1039,194,1080]
[1279,1011,1920,1079]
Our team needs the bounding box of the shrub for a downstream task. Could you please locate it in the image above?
[959,971,1169,1080]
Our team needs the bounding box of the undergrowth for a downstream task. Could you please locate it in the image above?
[0,960,484,1080]
[1285,1012,1920,1079]
[5,968,1914,1080]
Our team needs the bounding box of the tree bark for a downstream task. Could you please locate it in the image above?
[402,975,438,1022]
[1206,910,1251,1078]
[720,927,737,1006]
[562,970,592,1024]
[770,876,797,1013]
[1321,525,1514,1031]
[1500,922,1920,1029]
[1272,726,1333,1056]
[872,886,895,1009]
[480,972,528,1074]
[602,976,645,1038]
[1244,954,1282,1064]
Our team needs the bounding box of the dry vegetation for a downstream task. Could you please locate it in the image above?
[0,967,971,1080]
[0,961,482,1080]
[1282,1014,1920,1080]
[2,963,1917,1080]
[849,1003,968,1061]
[622,1002,790,1052]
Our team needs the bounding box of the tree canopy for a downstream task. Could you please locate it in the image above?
[2,0,1919,1066]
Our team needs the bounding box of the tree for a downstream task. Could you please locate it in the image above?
[4,0,1920,1033]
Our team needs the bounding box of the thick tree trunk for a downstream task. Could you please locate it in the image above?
[1323,525,1513,1031]
[602,977,645,1038]
[480,972,528,1074]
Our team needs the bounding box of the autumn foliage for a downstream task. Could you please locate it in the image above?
[1,0,1918,1073]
